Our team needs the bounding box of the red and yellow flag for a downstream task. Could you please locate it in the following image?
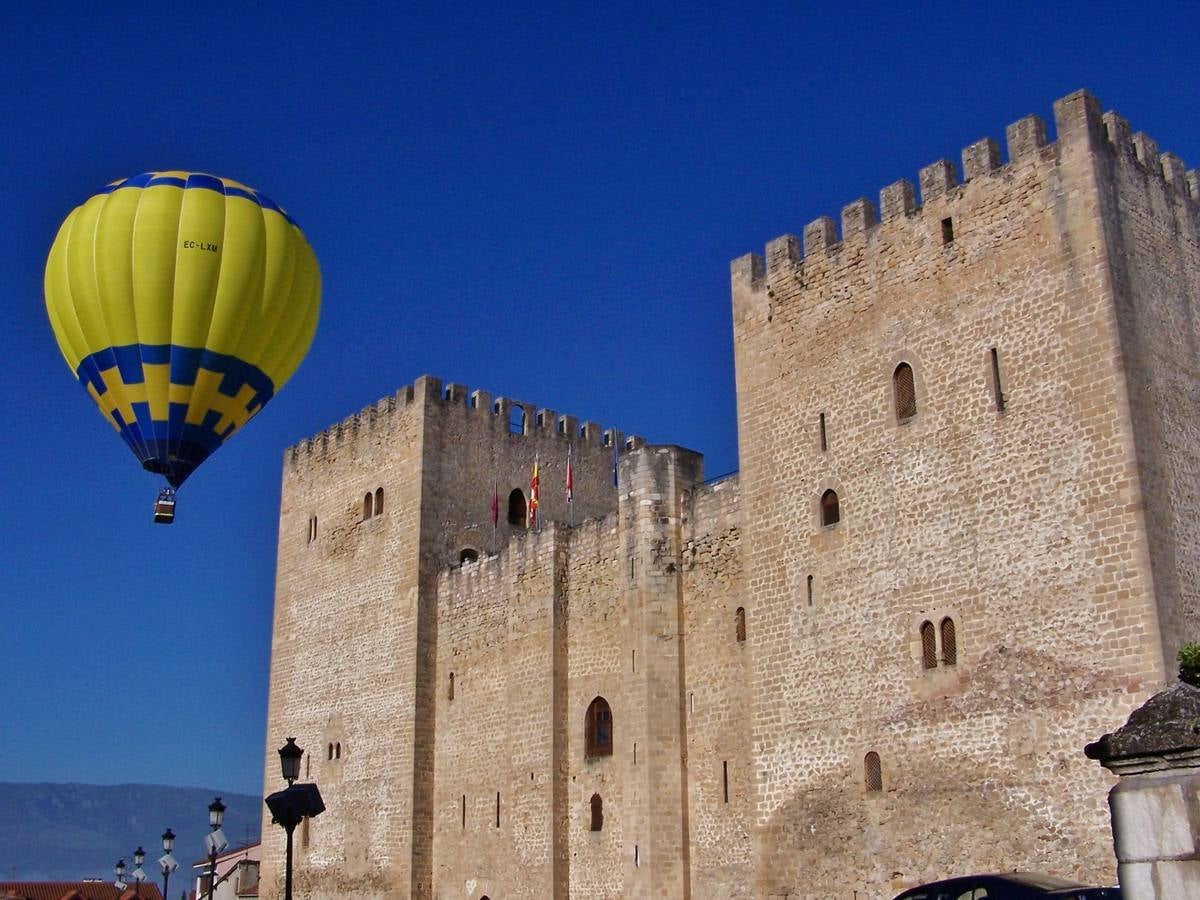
[529,454,540,529]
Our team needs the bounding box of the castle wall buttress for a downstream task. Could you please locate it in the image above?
[1092,108,1200,669]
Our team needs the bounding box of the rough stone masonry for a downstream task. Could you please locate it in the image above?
[259,89,1200,899]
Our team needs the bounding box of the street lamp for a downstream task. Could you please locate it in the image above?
[265,738,325,900]
[205,797,227,900]
[132,847,146,897]
[157,828,178,900]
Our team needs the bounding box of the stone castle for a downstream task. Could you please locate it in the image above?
[258,90,1200,898]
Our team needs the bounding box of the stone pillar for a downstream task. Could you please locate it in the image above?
[1086,682,1200,899]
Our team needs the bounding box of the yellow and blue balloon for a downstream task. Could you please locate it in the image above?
[44,171,320,495]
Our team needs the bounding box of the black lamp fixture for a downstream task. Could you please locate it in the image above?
[279,736,303,785]
[114,858,126,883]
[133,847,145,868]
[209,796,226,829]
[162,829,175,853]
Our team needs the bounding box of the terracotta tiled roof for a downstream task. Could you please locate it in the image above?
[0,884,163,900]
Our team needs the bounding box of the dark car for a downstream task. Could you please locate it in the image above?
[893,871,1122,900]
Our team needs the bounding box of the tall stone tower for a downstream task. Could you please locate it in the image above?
[731,89,1200,895]
[260,377,634,898]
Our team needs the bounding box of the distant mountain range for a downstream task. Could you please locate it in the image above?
[0,782,262,886]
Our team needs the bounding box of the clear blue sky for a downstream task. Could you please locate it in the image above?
[1,2,1197,800]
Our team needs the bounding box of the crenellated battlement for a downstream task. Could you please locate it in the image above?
[732,89,1199,291]
[286,373,645,466]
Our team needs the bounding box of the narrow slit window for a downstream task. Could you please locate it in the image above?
[448,672,455,701]
[806,574,814,607]
[820,489,840,527]
[363,492,374,521]
[335,742,341,760]
[631,649,636,673]
[941,617,957,666]
[941,217,954,244]
[301,815,310,849]
[461,795,466,830]
[635,844,639,867]
[894,363,917,422]
[633,742,637,765]
[590,793,604,831]
[920,621,937,670]
[819,412,828,452]
[735,607,746,643]
[374,487,384,516]
[723,761,729,803]
[327,743,333,761]
[864,751,883,793]
[496,792,500,828]
[990,347,1006,412]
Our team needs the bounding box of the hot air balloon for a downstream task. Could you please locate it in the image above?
[44,171,320,523]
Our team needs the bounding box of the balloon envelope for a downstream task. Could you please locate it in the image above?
[44,171,320,487]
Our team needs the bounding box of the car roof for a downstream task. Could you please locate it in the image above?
[893,872,1092,898]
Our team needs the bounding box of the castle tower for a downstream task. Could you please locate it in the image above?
[731,89,1200,894]
[259,376,634,899]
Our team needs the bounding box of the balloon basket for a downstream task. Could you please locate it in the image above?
[154,487,177,525]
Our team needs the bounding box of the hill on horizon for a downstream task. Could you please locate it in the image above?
[0,782,262,884]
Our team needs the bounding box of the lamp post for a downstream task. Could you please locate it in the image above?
[132,847,146,897]
[206,797,226,900]
[115,852,147,898]
[158,828,178,900]
[279,739,302,900]
[265,737,324,900]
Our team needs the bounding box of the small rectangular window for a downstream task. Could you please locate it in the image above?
[818,413,827,452]
[990,347,1006,412]
[941,217,954,244]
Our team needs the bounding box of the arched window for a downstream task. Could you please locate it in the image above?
[735,607,746,643]
[335,742,341,760]
[448,672,455,701]
[507,489,527,527]
[585,696,613,758]
[864,751,883,793]
[920,621,937,670]
[327,743,333,761]
[894,363,917,422]
[375,487,384,516]
[941,617,957,666]
[363,491,374,521]
[820,489,840,526]
[460,548,479,564]
[590,793,604,831]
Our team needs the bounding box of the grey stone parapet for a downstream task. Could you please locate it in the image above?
[731,88,1199,292]
[285,373,642,466]
[1086,682,1200,899]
